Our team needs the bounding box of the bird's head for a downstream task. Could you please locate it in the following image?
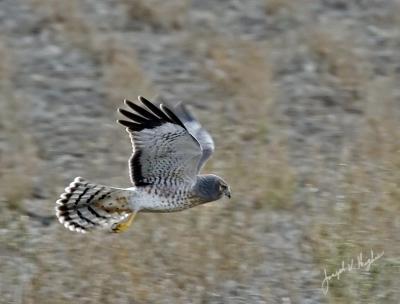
[195,174,231,202]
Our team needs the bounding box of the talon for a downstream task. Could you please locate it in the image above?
[111,212,136,233]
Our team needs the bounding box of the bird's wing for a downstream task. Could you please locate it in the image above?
[152,97,215,171]
[118,96,203,186]
[170,102,215,171]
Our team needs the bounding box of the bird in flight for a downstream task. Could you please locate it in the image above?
[56,96,231,233]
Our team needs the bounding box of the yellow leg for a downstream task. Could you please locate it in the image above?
[111,212,137,233]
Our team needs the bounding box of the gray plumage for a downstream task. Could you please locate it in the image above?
[192,174,228,202]
[56,96,230,233]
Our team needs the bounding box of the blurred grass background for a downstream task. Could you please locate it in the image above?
[1,0,400,303]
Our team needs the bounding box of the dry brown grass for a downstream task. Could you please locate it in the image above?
[30,0,98,52]
[29,0,157,108]
[8,1,400,302]
[186,34,275,134]
[122,0,189,31]
[308,76,400,302]
[306,26,370,92]
[4,195,263,304]
[0,39,42,303]
[0,39,39,212]
[99,42,155,107]
[0,28,294,303]
[264,0,296,16]
[186,34,296,210]
[217,126,296,211]
[198,37,272,101]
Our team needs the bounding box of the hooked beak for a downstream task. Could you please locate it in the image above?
[223,187,231,199]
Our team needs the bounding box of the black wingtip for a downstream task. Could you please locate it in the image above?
[124,99,133,106]
[139,97,173,122]
[160,104,187,130]
[118,97,188,132]
[117,119,142,131]
[138,95,147,103]
[117,119,131,127]
[119,108,149,124]
[138,96,154,110]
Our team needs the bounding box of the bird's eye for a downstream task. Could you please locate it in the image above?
[219,184,226,192]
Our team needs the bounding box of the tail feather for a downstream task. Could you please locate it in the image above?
[55,177,131,233]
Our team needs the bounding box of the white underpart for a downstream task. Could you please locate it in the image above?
[126,187,192,212]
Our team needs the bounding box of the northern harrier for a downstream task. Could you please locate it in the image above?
[56,96,231,233]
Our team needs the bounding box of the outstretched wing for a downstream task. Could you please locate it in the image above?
[170,102,215,171]
[152,96,215,171]
[118,96,202,186]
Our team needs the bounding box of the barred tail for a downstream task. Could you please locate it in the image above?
[55,177,132,233]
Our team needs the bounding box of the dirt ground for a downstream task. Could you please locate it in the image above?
[1,0,400,303]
